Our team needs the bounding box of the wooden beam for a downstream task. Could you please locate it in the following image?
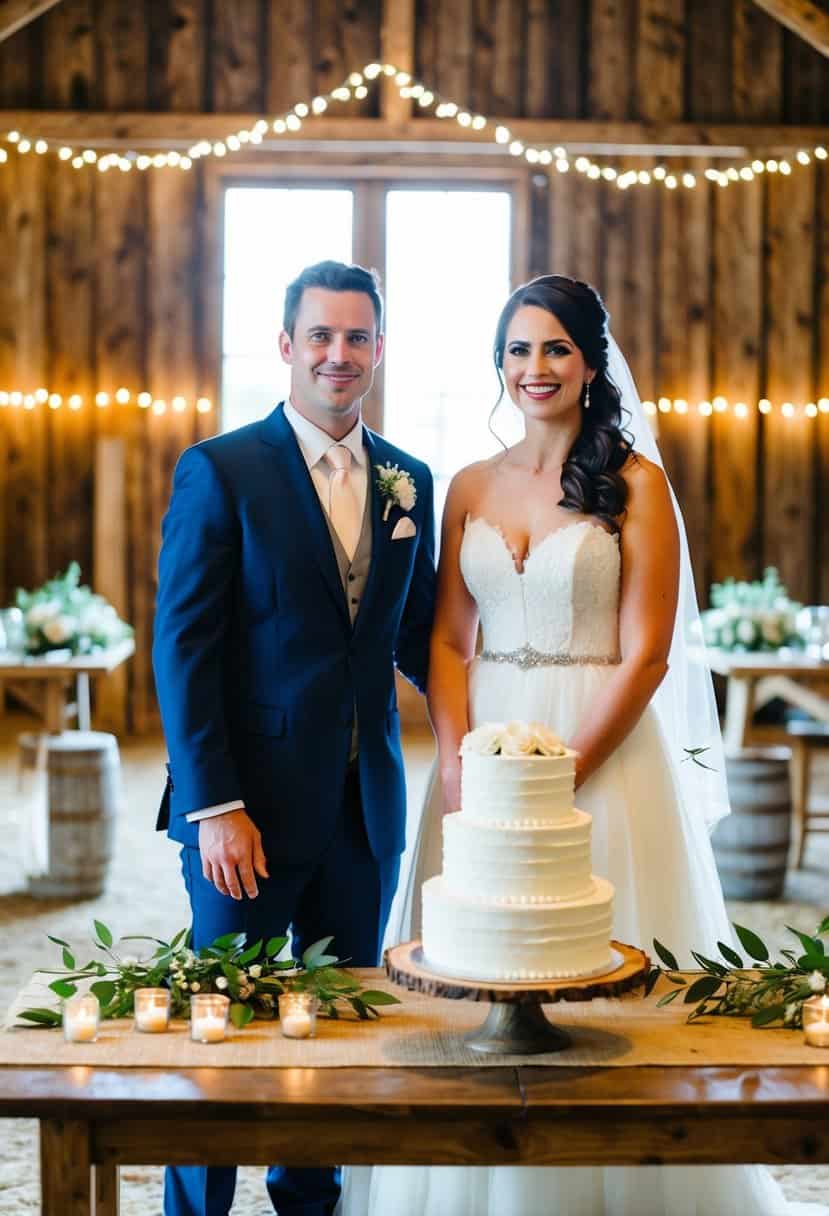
[0,0,64,43]
[749,0,829,58]
[1,111,827,154]
[381,0,415,123]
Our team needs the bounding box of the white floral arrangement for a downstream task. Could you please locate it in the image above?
[698,567,802,652]
[461,720,567,757]
[375,462,416,521]
[13,561,133,657]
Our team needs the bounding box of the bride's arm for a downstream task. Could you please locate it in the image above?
[568,455,680,788]
[426,472,479,812]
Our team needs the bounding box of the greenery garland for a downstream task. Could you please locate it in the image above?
[648,916,829,1029]
[20,921,400,1030]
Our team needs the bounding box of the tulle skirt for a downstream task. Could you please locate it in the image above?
[339,658,826,1215]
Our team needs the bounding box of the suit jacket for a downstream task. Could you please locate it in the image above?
[152,402,436,863]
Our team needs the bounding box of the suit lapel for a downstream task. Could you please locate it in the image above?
[260,403,349,626]
[352,429,386,638]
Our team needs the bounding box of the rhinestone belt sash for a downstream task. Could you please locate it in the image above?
[479,644,620,671]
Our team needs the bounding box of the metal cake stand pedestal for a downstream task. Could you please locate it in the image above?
[384,940,650,1055]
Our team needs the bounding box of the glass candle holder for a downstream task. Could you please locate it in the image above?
[278,992,318,1039]
[134,987,171,1033]
[803,995,829,1048]
[190,993,230,1043]
[63,994,100,1043]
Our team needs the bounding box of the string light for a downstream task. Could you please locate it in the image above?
[1,388,823,421]
[0,387,212,413]
[1,62,824,191]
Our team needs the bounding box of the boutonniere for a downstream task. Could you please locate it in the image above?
[375,463,417,522]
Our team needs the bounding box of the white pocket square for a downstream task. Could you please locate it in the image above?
[391,516,417,541]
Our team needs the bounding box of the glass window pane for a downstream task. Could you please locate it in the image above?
[221,187,354,431]
[383,189,520,522]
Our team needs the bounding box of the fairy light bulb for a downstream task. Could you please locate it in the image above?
[311,96,327,114]
[48,393,62,408]
[734,402,748,418]
[137,392,152,408]
[152,399,167,415]
[699,401,713,416]
[69,394,82,410]
[643,400,657,416]
[172,396,186,412]
[819,398,829,413]
[658,397,671,413]
[674,399,688,414]
[556,158,570,173]
[759,399,772,415]
[95,391,110,407]
[115,387,130,404]
[196,397,212,413]
[805,403,818,418]
[781,401,795,417]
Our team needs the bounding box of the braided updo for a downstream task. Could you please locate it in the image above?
[493,275,634,533]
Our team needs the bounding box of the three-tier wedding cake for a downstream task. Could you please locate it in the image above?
[421,721,614,981]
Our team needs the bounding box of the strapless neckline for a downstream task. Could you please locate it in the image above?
[464,515,618,577]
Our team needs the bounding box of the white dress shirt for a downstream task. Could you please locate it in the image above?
[186,402,367,823]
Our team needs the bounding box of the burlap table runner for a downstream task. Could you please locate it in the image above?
[0,971,824,1068]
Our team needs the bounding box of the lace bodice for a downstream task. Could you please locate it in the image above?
[460,517,621,661]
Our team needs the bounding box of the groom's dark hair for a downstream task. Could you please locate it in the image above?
[283,261,384,338]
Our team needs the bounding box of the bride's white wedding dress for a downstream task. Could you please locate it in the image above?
[340,514,825,1216]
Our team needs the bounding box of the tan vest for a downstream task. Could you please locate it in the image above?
[323,488,372,757]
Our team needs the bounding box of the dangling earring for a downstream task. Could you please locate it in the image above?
[583,381,591,410]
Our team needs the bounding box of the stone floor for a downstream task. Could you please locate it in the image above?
[0,711,827,1213]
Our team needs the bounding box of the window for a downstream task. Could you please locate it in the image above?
[382,188,518,521]
[221,187,353,432]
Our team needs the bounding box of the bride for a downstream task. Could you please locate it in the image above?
[341,275,825,1215]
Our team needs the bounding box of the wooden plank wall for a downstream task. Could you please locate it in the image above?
[0,0,827,730]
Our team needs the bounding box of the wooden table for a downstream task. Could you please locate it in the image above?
[0,639,135,732]
[693,647,829,754]
[1,1057,828,1214]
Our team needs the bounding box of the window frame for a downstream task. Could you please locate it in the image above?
[204,158,531,433]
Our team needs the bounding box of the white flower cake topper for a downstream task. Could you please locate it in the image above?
[375,462,417,522]
[460,720,568,757]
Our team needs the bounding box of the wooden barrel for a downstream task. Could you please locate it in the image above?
[712,747,792,900]
[19,731,121,899]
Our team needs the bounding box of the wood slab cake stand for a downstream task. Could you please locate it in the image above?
[385,940,649,1055]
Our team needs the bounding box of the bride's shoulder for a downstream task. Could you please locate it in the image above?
[619,451,675,528]
[442,460,494,523]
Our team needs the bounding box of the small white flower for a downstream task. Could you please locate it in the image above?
[784,1002,799,1025]
[25,599,61,627]
[180,981,189,991]
[460,723,505,755]
[528,722,566,756]
[501,722,536,756]
[42,614,76,644]
[735,618,757,646]
[248,965,262,978]
[808,971,826,993]
[719,623,736,649]
[120,955,138,968]
[190,981,200,992]
[215,976,229,990]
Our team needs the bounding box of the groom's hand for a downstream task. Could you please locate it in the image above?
[199,809,269,900]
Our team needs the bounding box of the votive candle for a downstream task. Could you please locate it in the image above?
[134,988,171,1033]
[803,995,829,1048]
[279,992,318,1039]
[63,994,100,1043]
[190,993,230,1043]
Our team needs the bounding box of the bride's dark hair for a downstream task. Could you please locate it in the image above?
[493,274,633,533]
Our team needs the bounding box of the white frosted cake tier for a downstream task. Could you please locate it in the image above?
[460,749,578,824]
[442,810,594,902]
[421,875,614,981]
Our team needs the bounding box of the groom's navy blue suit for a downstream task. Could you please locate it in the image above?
[153,402,435,1216]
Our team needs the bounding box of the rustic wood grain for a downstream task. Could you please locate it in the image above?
[41,0,94,108]
[148,0,206,112]
[211,0,263,113]
[588,0,632,119]
[0,0,63,42]
[749,0,829,59]
[733,0,783,120]
[384,940,649,1005]
[635,0,685,123]
[40,1117,91,1215]
[763,163,817,600]
[266,0,314,114]
[686,0,733,122]
[710,172,762,583]
[98,0,148,110]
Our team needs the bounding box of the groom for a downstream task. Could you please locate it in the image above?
[152,260,436,1216]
